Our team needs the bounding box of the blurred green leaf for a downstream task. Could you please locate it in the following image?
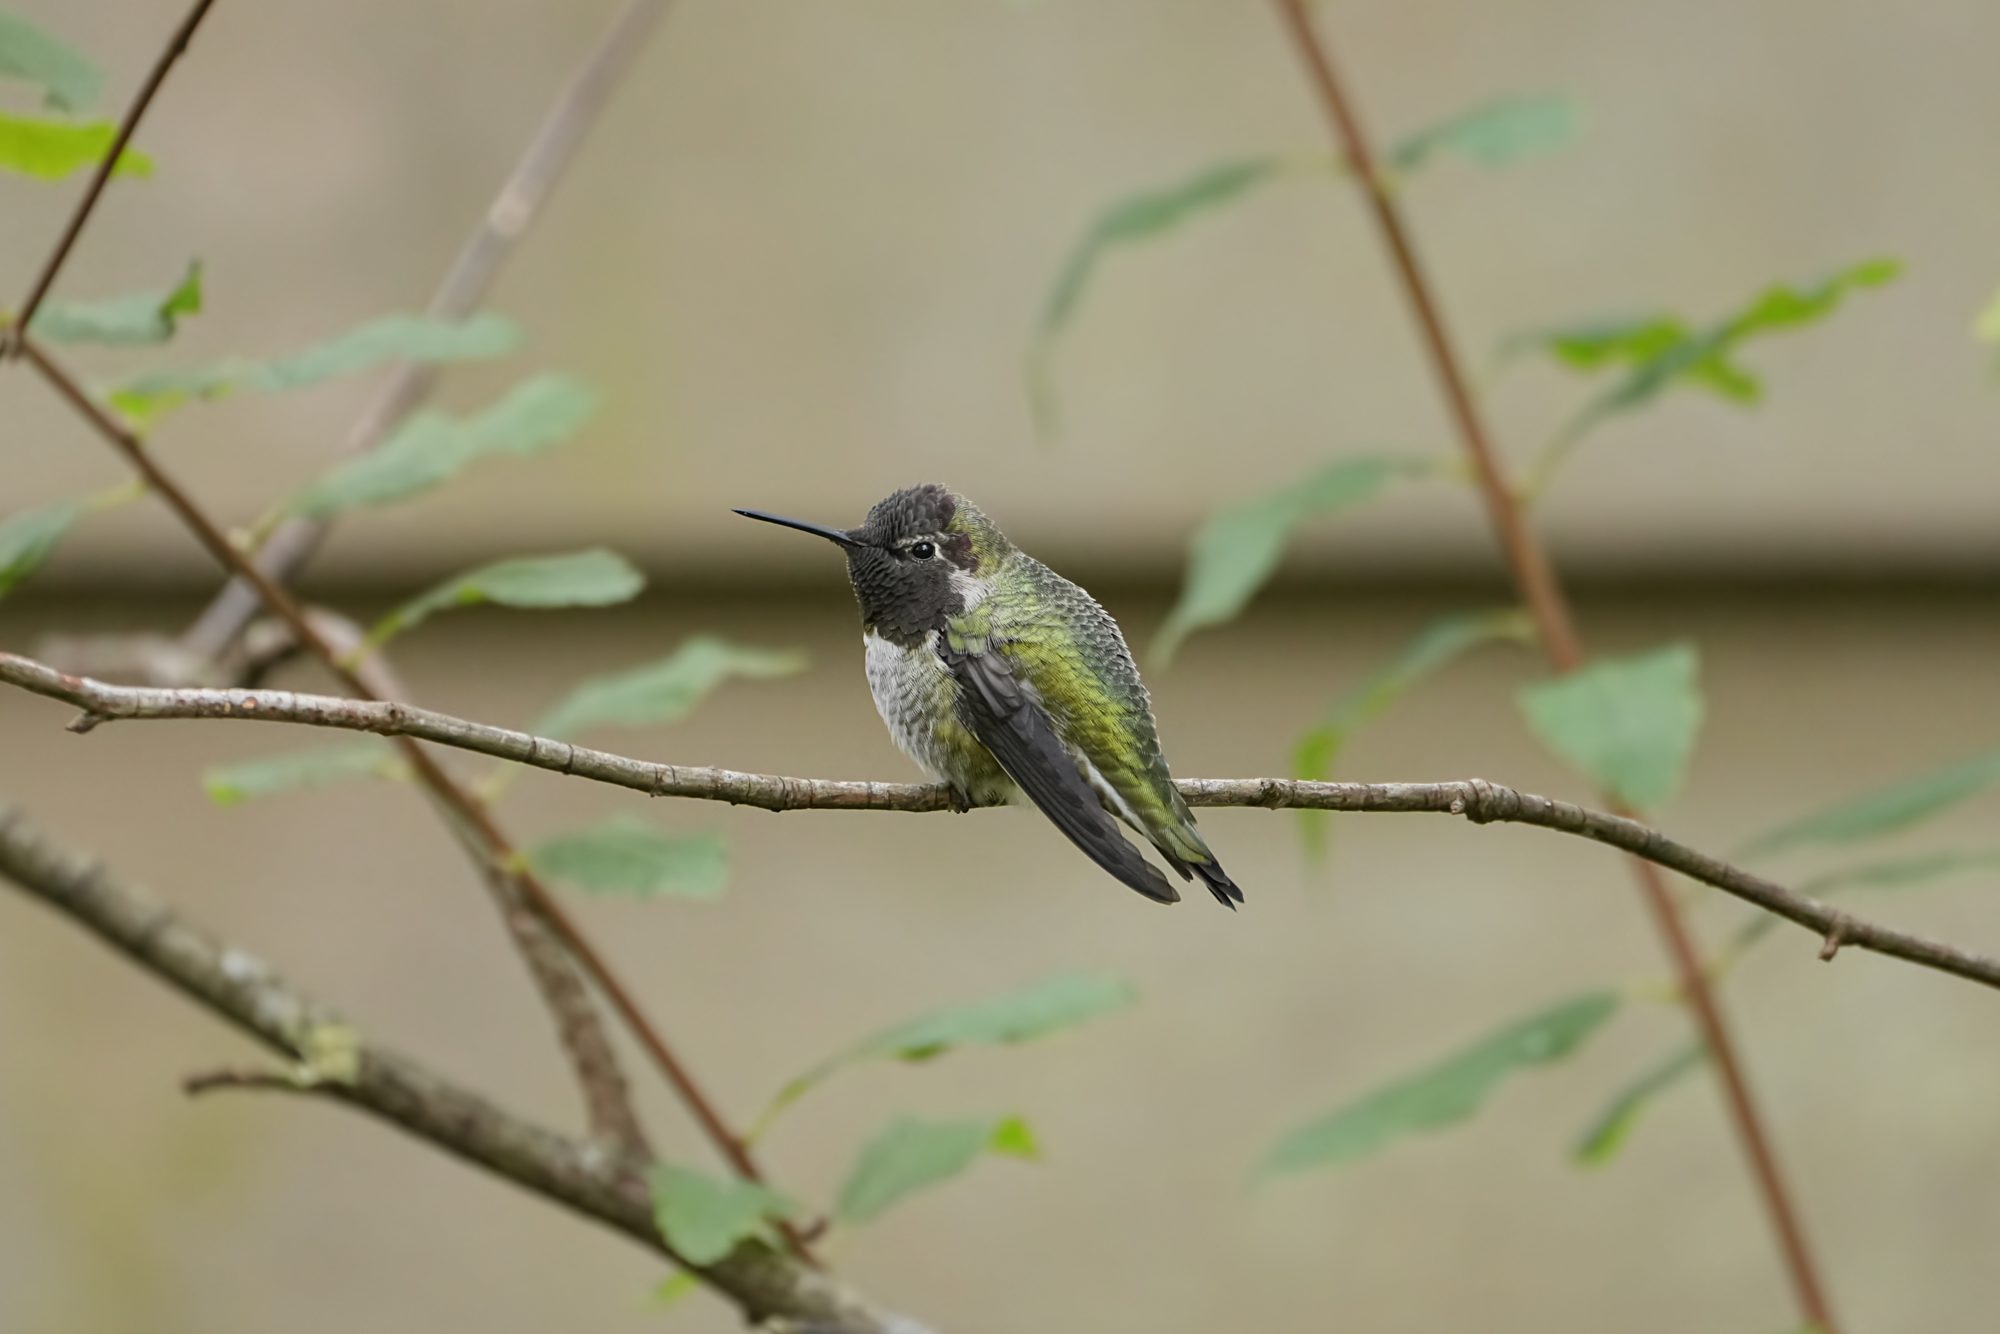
[1741,750,2000,858]
[287,374,596,519]
[844,972,1136,1066]
[29,260,202,345]
[0,12,100,109]
[1389,95,1579,172]
[647,1271,700,1310]
[647,1165,792,1267]
[1514,313,1690,373]
[1293,608,1533,858]
[1038,158,1284,340]
[0,498,85,599]
[762,973,1135,1130]
[1571,1041,1705,1167]
[1529,259,1901,419]
[1259,991,1621,1180]
[365,548,644,651]
[1518,643,1702,810]
[106,312,519,426]
[835,1115,1039,1227]
[204,741,401,805]
[1154,456,1430,663]
[1974,286,2000,343]
[535,636,808,738]
[1028,156,1294,434]
[528,818,726,900]
[0,111,151,180]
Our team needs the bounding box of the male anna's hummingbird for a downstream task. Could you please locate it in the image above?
[736,484,1242,908]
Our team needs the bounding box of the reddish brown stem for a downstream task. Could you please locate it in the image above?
[22,339,807,1259]
[1269,3,1836,1329]
[6,0,220,349]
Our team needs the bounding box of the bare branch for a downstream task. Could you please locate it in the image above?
[0,803,925,1333]
[6,649,1996,994]
[181,0,677,660]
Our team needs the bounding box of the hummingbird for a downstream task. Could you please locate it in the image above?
[735,484,1242,908]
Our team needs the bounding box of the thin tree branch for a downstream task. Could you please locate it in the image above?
[17,339,804,1227]
[1267,5,1838,1327]
[3,0,221,350]
[0,803,928,1334]
[6,651,1996,995]
[180,0,676,662]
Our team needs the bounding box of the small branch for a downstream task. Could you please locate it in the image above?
[1269,5,1838,1327]
[7,651,1997,995]
[0,803,925,1334]
[184,1066,309,1097]
[4,0,221,349]
[178,0,677,664]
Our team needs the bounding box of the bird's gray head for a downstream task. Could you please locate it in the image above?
[734,484,1011,645]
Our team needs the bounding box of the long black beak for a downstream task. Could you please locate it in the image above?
[733,508,864,549]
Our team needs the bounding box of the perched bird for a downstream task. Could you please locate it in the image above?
[735,484,1242,908]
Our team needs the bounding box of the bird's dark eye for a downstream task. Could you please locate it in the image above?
[910,541,936,560]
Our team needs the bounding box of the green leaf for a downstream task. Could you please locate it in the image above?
[106,312,519,425]
[1513,313,1691,373]
[1518,643,1702,810]
[366,548,644,650]
[286,374,597,519]
[1154,456,1428,663]
[1293,608,1533,857]
[764,973,1135,1128]
[1028,156,1296,434]
[844,972,1136,1066]
[534,636,808,738]
[1974,286,2000,343]
[647,1165,791,1267]
[1259,991,1621,1180]
[528,818,726,899]
[0,13,101,110]
[203,741,401,805]
[1533,258,1902,421]
[0,111,151,180]
[647,1271,700,1310]
[1037,158,1286,342]
[835,1115,1040,1227]
[0,498,85,599]
[29,260,202,345]
[1741,750,2000,858]
[1389,95,1579,172]
[1571,1041,1705,1167]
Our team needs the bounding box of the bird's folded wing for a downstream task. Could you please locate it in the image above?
[943,643,1179,904]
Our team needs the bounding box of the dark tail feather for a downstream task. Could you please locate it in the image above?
[1153,841,1244,911]
[1190,858,1244,910]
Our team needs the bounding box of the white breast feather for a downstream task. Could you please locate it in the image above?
[863,631,959,781]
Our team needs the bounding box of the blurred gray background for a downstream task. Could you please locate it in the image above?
[3,1,1997,1332]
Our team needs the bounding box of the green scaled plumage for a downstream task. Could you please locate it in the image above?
[735,485,1242,909]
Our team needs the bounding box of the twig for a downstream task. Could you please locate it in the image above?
[5,0,220,349]
[178,0,676,664]
[0,803,927,1334]
[1270,7,1837,1324]
[17,341,815,1239]
[6,651,1996,995]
